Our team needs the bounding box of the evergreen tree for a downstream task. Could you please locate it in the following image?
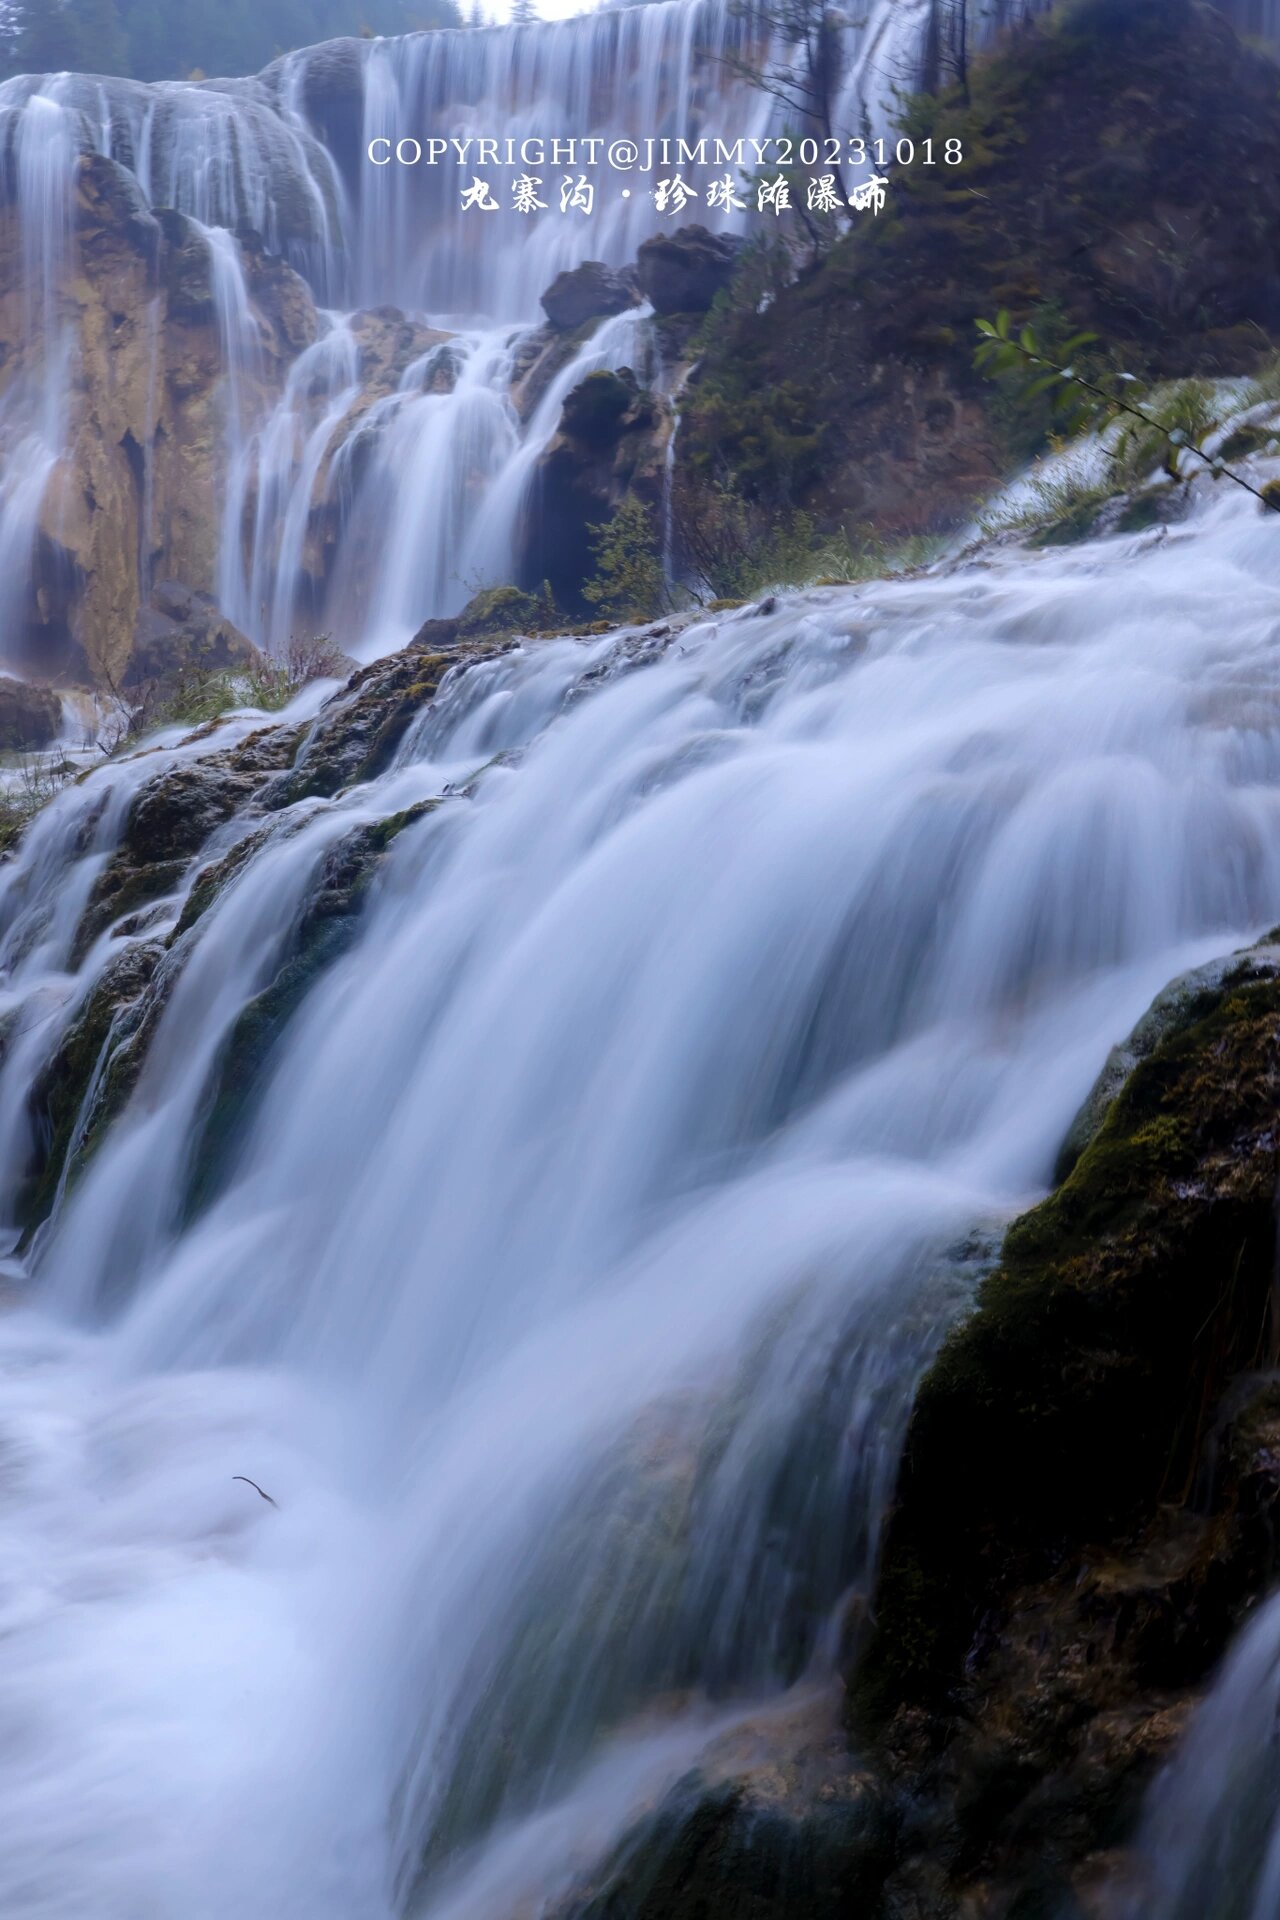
[510,0,537,25]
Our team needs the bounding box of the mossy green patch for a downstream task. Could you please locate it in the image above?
[858,974,1280,1723]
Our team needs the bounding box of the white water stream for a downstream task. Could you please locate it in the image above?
[0,0,953,666]
[0,481,1274,1914]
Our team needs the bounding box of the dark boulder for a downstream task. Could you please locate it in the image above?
[540,260,639,332]
[635,225,745,315]
[0,676,61,751]
[520,370,670,610]
[128,584,263,693]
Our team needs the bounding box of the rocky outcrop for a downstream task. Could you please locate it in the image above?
[635,225,745,317]
[20,938,167,1235]
[127,583,263,694]
[0,676,60,751]
[558,1693,898,1920]
[847,937,1280,1916]
[541,261,640,332]
[0,149,317,689]
[521,370,672,610]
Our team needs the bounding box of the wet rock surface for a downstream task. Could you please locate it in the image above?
[635,225,745,317]
[0,676,61,752]
[850,941,1280,1916]
[542,260,640,332]
[128,583,263,693]
[521,370,671,610]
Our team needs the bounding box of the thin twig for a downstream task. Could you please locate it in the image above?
[233,1475,279,1507]
[1001,335,1280,514]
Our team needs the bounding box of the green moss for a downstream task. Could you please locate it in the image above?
[71,858,188,963]
[19,942,164,1236]
[858,975,1280,1723]
[1220,423,1277,463]
[456,584,556,639]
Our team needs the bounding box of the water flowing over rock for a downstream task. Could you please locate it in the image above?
[0,0,958,686]
[2,5,1280,1914]
[0,0,1274,687]
[0,473,1276,1913]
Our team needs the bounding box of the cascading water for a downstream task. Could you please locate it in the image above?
[1117,1594,1280,1920]
[0,479,1275,1915]
[1,0,1278,673]
[0,0,957,670]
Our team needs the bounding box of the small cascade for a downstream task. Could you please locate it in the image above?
[340,0,775,319]
[242,318,362,659]
[203,223,272,641]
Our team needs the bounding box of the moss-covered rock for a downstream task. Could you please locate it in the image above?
[71,757,266,962]
[182,802,438,1215]
[270,635,498,805]
[562,1699,898,1920]
[1057,939,1280,1178]
[19,938,165,1234]
[864,968,1280,1715]
[845,952,1280,1914]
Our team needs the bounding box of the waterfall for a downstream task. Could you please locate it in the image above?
[0,0,958,671]
[0,0,1276,675]
[1118,1593,1280,1918]
[0,477,1274,1913]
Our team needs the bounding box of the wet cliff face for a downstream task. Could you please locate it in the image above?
[0,146,317,685]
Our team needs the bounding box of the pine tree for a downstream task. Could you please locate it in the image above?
[510,0,537,25]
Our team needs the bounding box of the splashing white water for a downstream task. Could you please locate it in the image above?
[0,480,1273,1914]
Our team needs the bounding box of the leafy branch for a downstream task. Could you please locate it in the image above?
[974,311,1280,514]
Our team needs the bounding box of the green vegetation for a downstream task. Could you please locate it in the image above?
[124,634,351,741]
[974,310,1280,513]
[0,0,461,83]
[0,751,79,855]
[679,0,1280,556]
[861,963,1280,1720]
[583,495,670,624]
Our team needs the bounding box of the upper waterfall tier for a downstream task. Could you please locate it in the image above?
[0,0,937,321]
